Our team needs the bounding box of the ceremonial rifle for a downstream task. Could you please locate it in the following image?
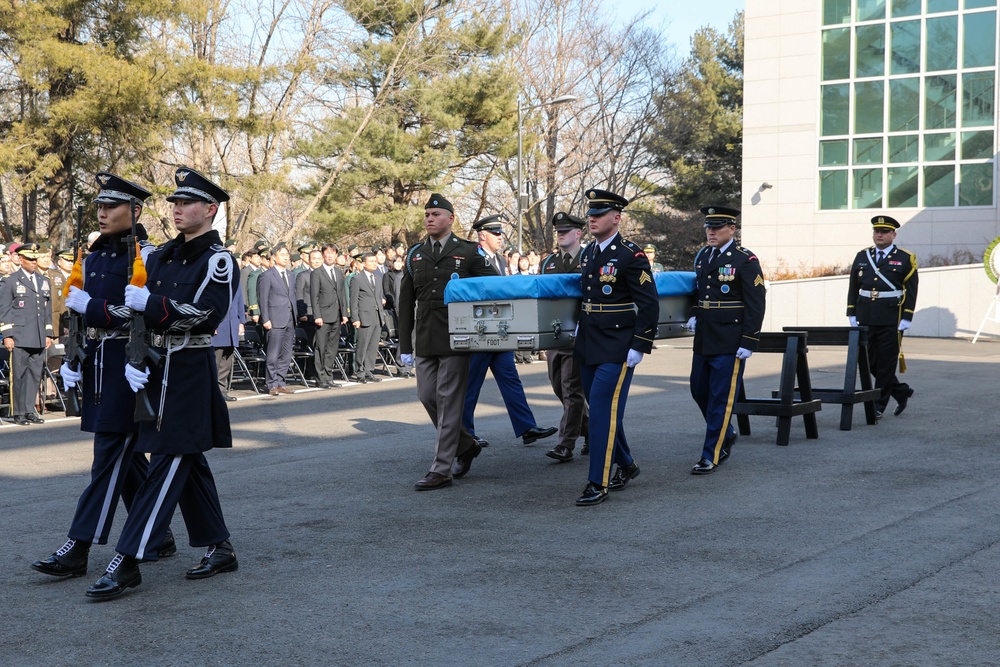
[61,205,86,417]
[125,198,159,421]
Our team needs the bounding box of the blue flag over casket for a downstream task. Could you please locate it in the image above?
[444,271,697,303]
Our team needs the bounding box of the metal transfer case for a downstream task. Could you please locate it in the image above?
[445,272,696,352]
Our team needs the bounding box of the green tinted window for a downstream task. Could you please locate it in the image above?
[960,163,994,205]
[890,20,921,74]
[855,138,884,163]
[961,130,994,159]
[964,13,996,68]
[889,77,921,130]
[855,81,885,132]
[889,135,920,162]
[965,0,996,8]
[926,16,958,71]
[820,170,849,209]
[856,25,886,77]
[857,0,886,21]
[824,0,853,24]
[891,0,921,15]
[925,74,957,129]
[925,132,956,160]
[927,0,958,11]
[924,165,955,206]
[820,140,850,165]
[887,166,920,206]
[822,84,851,135]
[963,72,995,127]
[853,168,884,207]
[823,28,852,80]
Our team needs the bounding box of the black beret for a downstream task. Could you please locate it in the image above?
[425,193,454,213]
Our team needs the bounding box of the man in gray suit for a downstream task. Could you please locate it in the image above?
[350,252,387,383]
[310,244,348,388]
[257,243,296,395]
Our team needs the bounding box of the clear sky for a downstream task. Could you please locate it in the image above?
[610,0,745,58]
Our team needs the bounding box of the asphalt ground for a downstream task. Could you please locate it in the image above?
[3,337,1000,666]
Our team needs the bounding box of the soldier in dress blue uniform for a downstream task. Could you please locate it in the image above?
[687,206,767,475]
[574,189,659,506]
[85,167,240,600]
[846,215,918,417]
[0,243,53,425]
[31,174,180,579]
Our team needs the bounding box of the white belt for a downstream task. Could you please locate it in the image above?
[859,289,902,299]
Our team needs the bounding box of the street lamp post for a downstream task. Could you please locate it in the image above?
[516,94,578,253]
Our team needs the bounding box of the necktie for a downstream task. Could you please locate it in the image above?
[877,250,885,264]
[282,271,289,289]
[708,248,718,264]
[329,267,336,282]
[30,273,37,291]
[433,241,442,259]
[369,272,375,290]
[563,253,572,271]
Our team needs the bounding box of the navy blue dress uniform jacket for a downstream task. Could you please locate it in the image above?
[138,230,237,455]
[846,246,918,326]
[0,268,53,347]
[575,234,659,365]
[692,244,767,356]
[398,233,497,357]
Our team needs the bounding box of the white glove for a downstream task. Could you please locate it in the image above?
[65,286,92,314]
[124,284,151,312]
[898,319,911,331]
[60,362,82,390]
[124,363,151,392]
[736,347,753,360]
[400,353,414,366]
[686,316,697,332]
[626,349,644,367]
[848,316,858,327]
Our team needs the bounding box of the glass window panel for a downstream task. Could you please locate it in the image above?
[820,140,850,166]
[823,28,852,80]
[964,12,996,67]
[855,138,884,163]
[960,163,994,206]
[963,72,995,127]
[888,167,920,206]
[961,130,994,159]
[855,81,885,133]
[925,132,957,160]
[965,0,996,8]
[889,135,920,162]
[857,0,886,20]
[856,25,886,77]
[889,77,921,131]
[824,0,853,24]
[924,165,955,206]
[925,75,957,129]
[927,0,958,11]
[822,84,851,136]
[820,170,849,209]
[853,168,884,207]
[890,20,921,74]
[925,16,958,72]
[892,0,921,15]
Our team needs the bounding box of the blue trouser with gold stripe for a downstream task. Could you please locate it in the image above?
[690,353,744,463]
[580,362,634,487]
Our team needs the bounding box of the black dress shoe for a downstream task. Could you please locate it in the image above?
[473,435,489,448]
[13,414,30,425]
[575,483,608,506]
[545,444,573,462]
[31,538,90,577]
[581,439,589,455]
[222,393,237,402]
[159,528,177,558]
[85,553,141,600]
[608,461,640,490]
[414,471,453,491]
[452,442,483,479]
[26,413,45,424]
[718,433,737,465]
[185,540,238,579]
[365,374,381,382]
[521,425,558,445]
[691,458,717,475]
[893,387,914,416]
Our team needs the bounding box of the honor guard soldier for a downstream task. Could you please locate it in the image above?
[687,206,766,475]
[0,242,53,425]
[847,215,918,417]
[397,193,497,491]
[33,174,177,579]
[540,212,590,462]
[574,189,659,506]
[85,168,240,600]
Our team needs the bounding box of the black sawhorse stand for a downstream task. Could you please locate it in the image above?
[781,326,880,431]
[733,331,822,446]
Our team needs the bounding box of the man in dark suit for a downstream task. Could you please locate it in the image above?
[310,244,348,388]
[687,206,766,475]
[257,243,296,395]
[350,252,387,383]
[397,193,497,491]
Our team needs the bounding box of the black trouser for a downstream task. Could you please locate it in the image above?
[314,322,342,383]
[215,346,234,393]
[866,324,909,409]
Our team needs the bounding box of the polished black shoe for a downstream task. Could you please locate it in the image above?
[13,414,30,425]
[473,435,490,448]
[31,538,90,577]
[26,412,45,424]
[718,433,737,465]
[85,553,141,600]
[159,528,177,558]
[365,374,381,383]
[521,425,558,445]
[185,540,238,580]
[691,458,717,475]
[451,442,483,479]
[414,471,453,491]
[545,444,573,462]
[581,439,589,455]
[222,393,237,402]
[893,388,914,416]
[575,483,608,506]
[608,461,640,490]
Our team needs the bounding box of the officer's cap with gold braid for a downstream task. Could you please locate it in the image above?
[551,211,585,231]
[93,172,152,205]
[700,205,740,228]
[424,193,454,213]
[871,215,900,231]
[586,189,628,216]
[15,242,43,259]
[472,214,507,233]
[166,167,230,204]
